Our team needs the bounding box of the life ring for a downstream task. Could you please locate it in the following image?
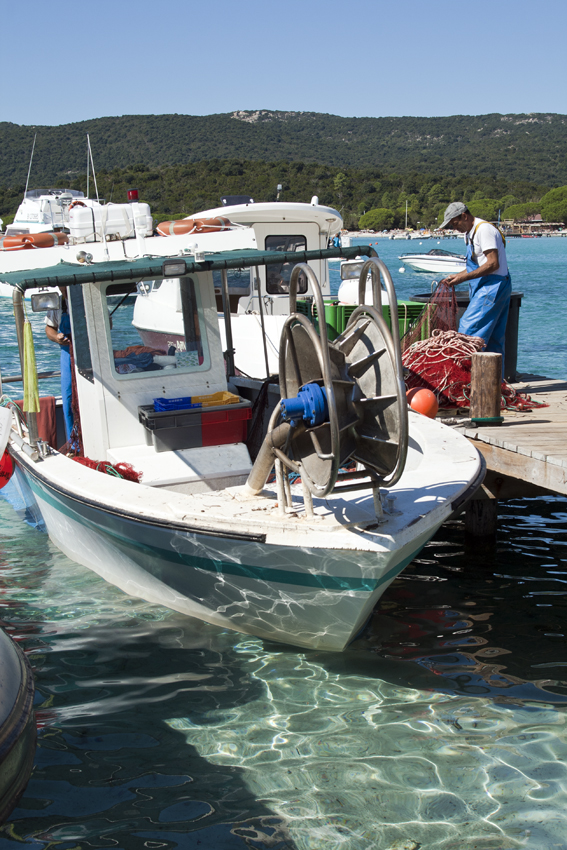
[0,232,69,251]
[0,451,14,490]
[157,217,232,237]
[68,200,87,211]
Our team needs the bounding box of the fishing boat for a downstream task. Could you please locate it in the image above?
[398,248,466,274]
[0,240,482,652]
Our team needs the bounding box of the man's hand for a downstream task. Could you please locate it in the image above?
[439,273,467,287]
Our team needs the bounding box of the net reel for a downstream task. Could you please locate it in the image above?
[246,258,408,507]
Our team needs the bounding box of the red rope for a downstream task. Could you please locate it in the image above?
[403,329,547,411]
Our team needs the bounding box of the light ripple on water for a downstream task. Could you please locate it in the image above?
[166,641,567,849]
[1,238,567,848]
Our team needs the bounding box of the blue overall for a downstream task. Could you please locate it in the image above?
[58,312,74,440]
[458,225,511,370]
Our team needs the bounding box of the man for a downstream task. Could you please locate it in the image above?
[45,287,73,441]
[438,201,511,370]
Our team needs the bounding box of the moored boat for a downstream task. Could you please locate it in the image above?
[398,248,466,274]
[0,245,482,652]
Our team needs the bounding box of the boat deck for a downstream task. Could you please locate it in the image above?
[456,376,567,496]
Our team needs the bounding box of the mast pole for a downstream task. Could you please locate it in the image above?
[24,134,37,198]
[87,135,99,203]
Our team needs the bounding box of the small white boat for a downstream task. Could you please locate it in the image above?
[0,627,36,823]
[0,190,153,299]
[398,248,466,274]
[1,245,482,652]
[4,188,102,237]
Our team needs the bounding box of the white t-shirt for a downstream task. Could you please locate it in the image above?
[45,308,62,330]
[466,218,508,277]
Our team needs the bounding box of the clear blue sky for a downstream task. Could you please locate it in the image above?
[2,0,566,126]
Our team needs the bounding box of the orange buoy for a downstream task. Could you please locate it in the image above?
[0,232,69,251]
[409,388,439,419]
[68,200,87,210]
[157,217,232,237]
[0,451,14,489]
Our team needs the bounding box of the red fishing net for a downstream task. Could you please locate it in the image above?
[401,284,547,412]
[401,282,458,353]
[72,457,142,483]
[403,329,484,408]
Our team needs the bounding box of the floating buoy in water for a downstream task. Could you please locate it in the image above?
[407,388,438,419]
[399,267,405,273]
[0,451,14,489]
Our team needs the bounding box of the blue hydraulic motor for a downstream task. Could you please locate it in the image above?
[280,383,329,428]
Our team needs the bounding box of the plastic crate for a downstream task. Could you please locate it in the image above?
[154,390,240,412]
[139,398,252,452]
[296,299,425,340]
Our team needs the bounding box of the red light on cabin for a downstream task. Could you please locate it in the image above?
[127,189,139,202]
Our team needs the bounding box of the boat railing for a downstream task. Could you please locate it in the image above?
[0,370,61,384]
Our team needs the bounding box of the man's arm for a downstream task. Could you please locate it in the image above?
[439,248,499,287]
[45,324,70,346]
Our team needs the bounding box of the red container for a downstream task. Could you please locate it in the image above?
[138,399,252,452]
[202,406,252,446]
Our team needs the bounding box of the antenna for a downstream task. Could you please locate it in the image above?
[24,134,37,198]
[87,135,99,203]
[86,138,89,199]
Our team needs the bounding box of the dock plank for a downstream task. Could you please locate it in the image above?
[457,377,567,495]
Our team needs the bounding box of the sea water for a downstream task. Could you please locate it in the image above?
[1,237,567,849]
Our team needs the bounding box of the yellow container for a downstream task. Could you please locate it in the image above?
[190,391,240,407]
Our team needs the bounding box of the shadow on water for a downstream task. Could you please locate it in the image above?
[315,495,567,706]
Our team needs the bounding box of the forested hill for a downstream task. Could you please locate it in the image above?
[1,111,566,186]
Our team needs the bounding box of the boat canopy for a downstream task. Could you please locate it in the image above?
[3,245,373,293]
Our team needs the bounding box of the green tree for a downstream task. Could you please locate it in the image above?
[541,186,567,224]
[502,202,541,221]
[358,208,394,231]
[466,199,499,221]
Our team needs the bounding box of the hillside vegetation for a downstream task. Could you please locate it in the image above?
[1,111,566,185]
[0,159,554,230]
[1,112,565,228]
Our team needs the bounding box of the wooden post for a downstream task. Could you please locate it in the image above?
[470,352,503,425]
[465,491,498,537]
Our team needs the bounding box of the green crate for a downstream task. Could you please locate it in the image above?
[296,299,425,341]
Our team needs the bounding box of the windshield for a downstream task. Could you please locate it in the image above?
[105,277,210,380]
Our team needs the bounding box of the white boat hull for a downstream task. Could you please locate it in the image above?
[8,411,482,651]
[399,254,466,274]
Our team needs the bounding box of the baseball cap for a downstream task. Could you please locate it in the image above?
[438,201,467,230]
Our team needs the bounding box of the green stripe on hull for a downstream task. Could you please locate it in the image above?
[27,473,424,593]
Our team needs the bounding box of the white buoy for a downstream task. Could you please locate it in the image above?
[399,267,405,273]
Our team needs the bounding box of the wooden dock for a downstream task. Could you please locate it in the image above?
[456,376,567,500]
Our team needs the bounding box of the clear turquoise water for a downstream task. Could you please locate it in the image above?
[1,237,567,849]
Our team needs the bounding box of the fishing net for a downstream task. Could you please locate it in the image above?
[403,329,547,411]
[401,284,547,412]
[72,457,142,483]
[401,282,458,354]
[403,329,486,408]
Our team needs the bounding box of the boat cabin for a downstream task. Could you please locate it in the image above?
[6,245,368,496]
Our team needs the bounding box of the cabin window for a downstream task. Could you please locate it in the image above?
[265,235,307,294]
[103,276,210,380]
[212,268,251,296]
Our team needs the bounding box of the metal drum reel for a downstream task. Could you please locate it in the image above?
[246,258,408,507]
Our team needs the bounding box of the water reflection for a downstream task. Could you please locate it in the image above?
[0,495,566,849]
